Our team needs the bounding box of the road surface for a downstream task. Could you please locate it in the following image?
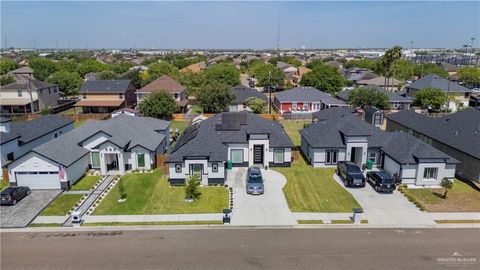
[1,228,479,269]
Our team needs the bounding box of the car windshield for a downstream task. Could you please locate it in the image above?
[248,175,263,183]
[0,188,14,195]
[378,172,394,183]
[345,163,361,173]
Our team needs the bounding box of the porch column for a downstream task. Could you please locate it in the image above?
[100,153,107,175]
[118,153,125,175]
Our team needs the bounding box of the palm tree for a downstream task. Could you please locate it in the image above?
[440,178,453,199]
[381,46,403,90]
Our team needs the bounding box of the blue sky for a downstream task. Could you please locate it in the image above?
[1,1,479,49]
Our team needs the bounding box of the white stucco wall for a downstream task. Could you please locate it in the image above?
[415,162,456,186]
[65,154,89,186]
[8,152,58,184]
[168,159,225,186]
[129,145,154,170]
[0,139,18,168]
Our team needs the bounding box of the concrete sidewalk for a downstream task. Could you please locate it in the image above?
[84,214,223,223]
[32,215,68,224]
[293,212,356,223]
[428,212,480,220]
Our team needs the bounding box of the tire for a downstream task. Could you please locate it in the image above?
[375,185,379,192]
[336,169,340,176]
[12,200,17,205]
[344,180,349,188]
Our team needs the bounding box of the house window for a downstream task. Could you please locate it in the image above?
[230,149,243,164]
[138,93,143,99]
[273,149,285,164]
[423,167,438,179]
[83,94,87,99]
[325,150,339,165]
[6,152,14,161]
[464,92,470,98]
[119,93,124,99]
[212,163,218,172]
[91,152,100,168]
[303,103,309,110]
[175,164,182,173]
[368,152,379,164]
[174,93,179,100]
[137,153,145,167]
[292,102,297,110]
[17,90,23,97]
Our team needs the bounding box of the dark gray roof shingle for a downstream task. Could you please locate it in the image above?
[275,87,346,105]
[337,86,413,103]
[407,74,470,93]
[80,80,133,93]
[3,115,73,145]
[231,85,268,104]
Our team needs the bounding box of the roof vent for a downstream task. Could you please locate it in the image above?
[454,131,459,136]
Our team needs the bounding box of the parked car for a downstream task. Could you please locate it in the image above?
[336,161,365,187]
[366,170,396,193]
[0,186,31,206]
[246,166,264,195]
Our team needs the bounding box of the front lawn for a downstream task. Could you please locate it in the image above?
[190,104,203,114]
[70,175,101,191]
[40,194,84,216]
[170,121,190,135]
[281,121,310,146]
[399,180,480,212]
[93,170,228,215]
[274,157,361,212]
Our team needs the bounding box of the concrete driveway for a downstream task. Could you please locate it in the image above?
[0,190,61,228]
[226,168,297,226]
[333,174,435,226]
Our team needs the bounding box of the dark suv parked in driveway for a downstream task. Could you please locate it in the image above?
[246,167,264,195]
[336,161,365,187]
[1,186,31,205]
[366,170,396,193]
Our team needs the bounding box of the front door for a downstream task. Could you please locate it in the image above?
[350,147,356,162]
[253,145,263,165]
[190,164,203,181]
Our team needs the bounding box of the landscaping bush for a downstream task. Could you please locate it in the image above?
[118,178,127,200]
[185,175,201,200]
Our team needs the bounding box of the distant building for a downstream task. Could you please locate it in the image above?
[136,75,189,112]
[274,87,348,114]
[75,80,137,113]
[229,85,268,112]
[336,86,412,110]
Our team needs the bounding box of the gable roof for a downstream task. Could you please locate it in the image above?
[138,75,186,94]
[407,74,470,93]
[28,115,170,167]
[167,112,293,163]
[385,108,480,159]
[357,76,401,86]
[303,107,458,164]
[336,86,413,103]
[275,87,346,105]
[1,77,56,91]
[80,80,133,94]
[9,66,33,75]
[230,85,268,104]
[1,115,73,146]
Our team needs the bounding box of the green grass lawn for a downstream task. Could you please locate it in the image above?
[93,170,228,215]
[274,157,361,213]
[190,105,203,114]
[281,121,311,146]
[400,180,480,212]
[74,120,87,128]
[70,175,101,191]
[40,194,84,216]
[170,121,190,134]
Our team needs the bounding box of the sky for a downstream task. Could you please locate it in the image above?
[1,1,479,49]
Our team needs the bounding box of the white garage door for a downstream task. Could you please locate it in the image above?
[15,172,60,189]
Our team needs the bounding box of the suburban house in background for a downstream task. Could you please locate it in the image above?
[7,115,170,189]
[75,80,137,113]
[386,108,480,182]
[355,76,401,91]
[0,78,60,114]
[167,112,293,186]
[8,66,34,78]
[274,87,348,114]
[0,115,73,170]
[136,75,189,112]
[405,74,471,111]
[180,62,206,73]
[336,85,412,110]
[229,85,268,112]
[300,108,458,186]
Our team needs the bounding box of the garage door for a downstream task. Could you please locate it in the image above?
[15,172,60,189]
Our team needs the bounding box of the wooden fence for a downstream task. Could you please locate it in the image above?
[172,113,283,121]
[3,113,110,123]
[156,154,169,175]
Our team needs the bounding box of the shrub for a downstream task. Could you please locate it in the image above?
[185,175,201,200]
[118,178,126,200]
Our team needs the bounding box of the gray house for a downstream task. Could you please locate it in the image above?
[300,108,458,186]
[336,86,412,110]
[229,85,268,112]
[167,112,293,185]
[386,108,480,182]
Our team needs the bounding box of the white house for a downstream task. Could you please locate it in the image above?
[166,112,293,186]
[300,108,458,186]
[7,115,170,189]
[0,115,74,170]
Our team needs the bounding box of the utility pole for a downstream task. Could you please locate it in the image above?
[277,18,280,57]
[268,71,272,114]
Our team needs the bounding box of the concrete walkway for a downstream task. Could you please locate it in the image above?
[84,214,223,223]
[333,174,435,226]
[428,212,480,221]
[63,175,115,227]
[32,215,68,224]
[226,168,297,226]
[63,190,91,195]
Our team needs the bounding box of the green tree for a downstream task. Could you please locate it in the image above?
[204,63,240,86]
[440,178,453,199]
[245,97,267,114]
[300,65,345,94]
[139,90,177,119]
[57,60,78,73]
[348,87,390,109]
[141,61,179,86]
[97,70,119,80]
[0,74,15,86]
[248,61,285,87]
[185,175,201,201]
[458,66,480,86]
[197,82,233,113]
[391,59,414,81]
[379,46,403,87]
[76,59,108,77]
[120,69,142,89]
[0,58,19,75]
[269,56,302,67]
[110,62,134,74]
[343,59,378,70]
[178,71,205,96]
[46,71,83,96]
[414,63,448,78]
[29,57,59,81]
[414,87,447,111]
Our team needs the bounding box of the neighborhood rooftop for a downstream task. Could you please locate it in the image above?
[275,86,346,105]
[231,85,268,104]
[336,86,412,103]
[407,74,471,93]
[30,115,170,167]
[80,80,133,93]
[138,75,186,93]
[167,112,293,163]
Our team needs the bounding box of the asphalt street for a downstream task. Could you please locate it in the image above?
[1,228,479,270]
